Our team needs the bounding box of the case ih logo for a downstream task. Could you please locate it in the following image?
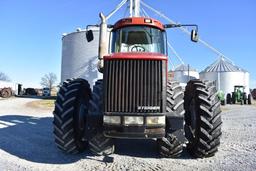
[138,106,160,111]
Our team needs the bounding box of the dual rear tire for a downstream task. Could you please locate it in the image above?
[53,79,114,155]
[53,79,91,153]
[157,81,184,158]
[88,80,115,155]
[158,79,222,158]
[184,80,222,157]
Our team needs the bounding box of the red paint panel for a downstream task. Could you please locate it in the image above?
[113,17,165,31]
[104,52,168,61]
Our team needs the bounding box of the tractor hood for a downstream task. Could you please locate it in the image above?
[104,52,167,61]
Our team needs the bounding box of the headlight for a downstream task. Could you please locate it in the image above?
[124,116,144,125]
[103,116,121,125]
[146,116,165,125]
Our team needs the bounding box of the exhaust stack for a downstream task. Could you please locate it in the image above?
[98,13,108,73]
[130,0,141,17]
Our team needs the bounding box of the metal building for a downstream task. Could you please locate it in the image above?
[171,64,199,84]
[199,57,250,95]
[61,26,107,87]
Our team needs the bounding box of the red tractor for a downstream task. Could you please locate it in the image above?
[53,15,222,158]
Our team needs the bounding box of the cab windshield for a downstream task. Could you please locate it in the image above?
[111,26,167,55]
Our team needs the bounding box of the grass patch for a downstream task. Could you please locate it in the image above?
[27,99,55,109]
[220,106,230,112]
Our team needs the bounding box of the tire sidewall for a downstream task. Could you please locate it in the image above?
[184,82,200,147]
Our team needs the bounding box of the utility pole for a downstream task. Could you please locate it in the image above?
[129,0,140,17]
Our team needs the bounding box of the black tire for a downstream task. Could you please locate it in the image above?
[53,78,91,153]
[226,93,231,104]
[248,94,252,105]
[232,92,236,104]
[158,80,184,158]
[1,88,10,98]
[89,133,115,156]
[184,80,222,158]
[221,100,225,106]
[243,93,247,105]
[158,134,183,158]
[7,88,12,97]
[88,80,115,155]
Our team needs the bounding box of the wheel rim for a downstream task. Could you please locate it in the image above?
[189,99,197,134]
[2,90,8,98]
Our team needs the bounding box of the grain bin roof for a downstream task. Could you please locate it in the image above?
[201,57,247,73]
[174,64,197,72]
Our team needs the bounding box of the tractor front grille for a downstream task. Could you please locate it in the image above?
[104,59,166,113]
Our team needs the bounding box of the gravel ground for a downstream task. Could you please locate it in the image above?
[0,97,256,171]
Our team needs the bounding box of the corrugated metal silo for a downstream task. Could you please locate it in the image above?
[61,26,109,87]
[199,58,250,95]
[171,64,199,84]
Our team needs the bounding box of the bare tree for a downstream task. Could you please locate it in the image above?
[0,72,10,81]
[40,73,57,93]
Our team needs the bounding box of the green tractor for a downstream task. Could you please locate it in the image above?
[226,85,251,105]
[218,90,226,105]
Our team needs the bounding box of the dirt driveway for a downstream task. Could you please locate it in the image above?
[0,98,255,171]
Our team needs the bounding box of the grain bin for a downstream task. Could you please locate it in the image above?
[61,26,109,87]
[171,64,199,84]
[199,57,250,95]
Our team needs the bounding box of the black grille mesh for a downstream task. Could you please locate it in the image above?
[104,59,164,113]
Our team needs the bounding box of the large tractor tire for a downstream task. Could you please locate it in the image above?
[53,78,91,154]
[1,88,11,98]
[88,80,115,156]
[248,94,252,105]
[226,93,231,104]
[158,80,184,158]
[184,80,222,158]
[7,88,12,97]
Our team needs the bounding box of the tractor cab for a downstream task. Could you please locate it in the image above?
[234,86,245,99]
[234,85,244,93]
[110,18,167,55]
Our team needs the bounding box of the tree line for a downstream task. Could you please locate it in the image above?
[0,71,58,92]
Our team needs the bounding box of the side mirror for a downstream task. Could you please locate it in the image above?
[191,29,199,42]
[86,30,94,42]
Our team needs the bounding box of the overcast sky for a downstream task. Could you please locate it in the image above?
[0,0,255,88]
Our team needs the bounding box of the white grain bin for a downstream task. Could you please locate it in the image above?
[61,26,109,87]
[171,64,199,84]
[199,57,250,95]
